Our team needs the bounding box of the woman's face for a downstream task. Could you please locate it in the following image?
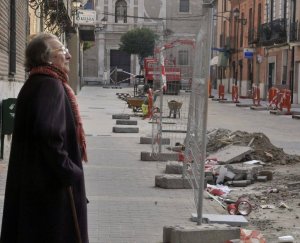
[48,38,72,73]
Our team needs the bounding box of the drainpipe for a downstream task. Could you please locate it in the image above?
[9,0,16,78]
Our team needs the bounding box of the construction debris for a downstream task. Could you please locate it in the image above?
[206,129,300,165]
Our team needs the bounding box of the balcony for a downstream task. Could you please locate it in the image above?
[248,28,259,45]
[258,18,287,46]
[290,20,300,43]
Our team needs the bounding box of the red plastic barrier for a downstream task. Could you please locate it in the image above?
[268,87,278,104]
[218,84,225,99]
[252,86,261,106]
[208,80,212,97]
[278,89,291,112]
[231,85,239,102]
[144,88,153,119]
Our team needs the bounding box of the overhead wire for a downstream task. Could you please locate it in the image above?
[100,11,204,21]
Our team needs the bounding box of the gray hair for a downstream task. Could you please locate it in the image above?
[24,33,59,72]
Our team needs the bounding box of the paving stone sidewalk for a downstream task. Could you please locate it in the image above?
[79,86,224,243]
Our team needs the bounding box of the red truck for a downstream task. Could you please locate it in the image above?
[143,57,181,95]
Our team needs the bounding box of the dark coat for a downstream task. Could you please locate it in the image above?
[0,74,88,243]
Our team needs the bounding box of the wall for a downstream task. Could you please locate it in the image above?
[0,0,28,161]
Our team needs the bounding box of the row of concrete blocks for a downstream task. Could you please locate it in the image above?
[214,99,299,116]
[138,137,248,242]
[112,114,139,133]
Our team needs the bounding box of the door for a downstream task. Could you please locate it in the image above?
[110,50,131,84]
[268,63,275,89]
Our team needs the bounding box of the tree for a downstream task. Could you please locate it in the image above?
[119,27,158,73]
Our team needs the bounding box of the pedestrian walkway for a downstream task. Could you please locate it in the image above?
[78,86,223,243]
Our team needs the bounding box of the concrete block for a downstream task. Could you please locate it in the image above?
[163,223,241,243]
[112,114,130,119]
[233,173,246,181]
[212,98,227,101]
[209,145,253,164]
[256,176,268,182]
[230,180,251,187]
[112,127,139,133]
[250,106,268,111]
[140,136,170,145]
[116,119,137,125]
[287,181,300,190]
[226,163,263,175]
[292,114,300,120]
[258,170,273,180]
[191,213,249,227]
[165,161,183,174]
[141,151,178,161]
[236,103,252,107]
[270,110,292,115]
[155,174,192,189]
[219,100,236,104]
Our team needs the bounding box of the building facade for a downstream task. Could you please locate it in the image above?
[0,0,28,160]
[0,0,86,161]
[83,0,203,85]
[215,0,300,103]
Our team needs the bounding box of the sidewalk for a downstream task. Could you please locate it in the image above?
[78,86,224,243]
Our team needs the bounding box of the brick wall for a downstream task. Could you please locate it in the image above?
[0,0,28,101]
[0,0,28,161]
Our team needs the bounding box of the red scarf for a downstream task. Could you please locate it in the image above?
[29,64,88,162]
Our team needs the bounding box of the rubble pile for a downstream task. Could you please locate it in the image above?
[206,129,300,165]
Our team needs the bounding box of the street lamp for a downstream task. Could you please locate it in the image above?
[231,8,247,102]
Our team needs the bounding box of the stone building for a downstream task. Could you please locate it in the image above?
[83,0,203,85]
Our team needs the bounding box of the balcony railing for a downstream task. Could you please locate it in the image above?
[290,20,300,42]
[258,18,287,46]
[248,28,260,45]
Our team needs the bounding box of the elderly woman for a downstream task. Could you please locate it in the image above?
[0,33,89,243]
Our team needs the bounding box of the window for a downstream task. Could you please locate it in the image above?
[178,50,188,65]
[179,0,189,13]
[115,0,127,23]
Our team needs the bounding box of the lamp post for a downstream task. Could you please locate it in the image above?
[231,8,247,102]
[70,0,83,92]
[95,17,107,84]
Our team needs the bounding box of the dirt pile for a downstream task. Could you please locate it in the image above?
[206,129,300,165]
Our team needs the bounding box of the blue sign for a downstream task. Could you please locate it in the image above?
[244,48,254,59]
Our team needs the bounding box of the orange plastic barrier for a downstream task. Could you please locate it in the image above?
[268,88,291,113]
[208,80,212,97]
[231,85,239,102]
[268,87,278,104]
[252,86,260,106]
[278,89,291,112]
[218,84,225,99]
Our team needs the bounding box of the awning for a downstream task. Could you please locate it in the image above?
[210,56,219,66]
[79,26,95,41]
